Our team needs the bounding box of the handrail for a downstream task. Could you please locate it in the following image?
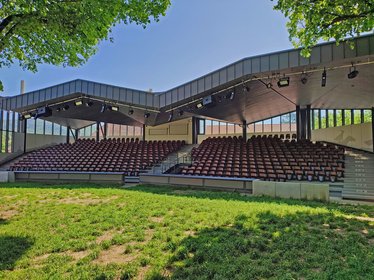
[160,152,193,174]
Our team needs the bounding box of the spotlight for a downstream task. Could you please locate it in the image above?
[62,105,69,111]
[243,86,250,93]
[321,68,327,87]
[85,101,94,107]
[277,76,290,88]
[74,99,83,106]
[22,113,32,120]
[348,66,359,79]
[56,107,61,112]
[216,95,222,103]
[226,91,235,100]
[35,106,52,118]
[109,105,119,112]
[178,110,184,117]
[100,104,107,113]
[144,112,150,118]
[168,112,173,122]
[196,102,203,109]
[301,73,308,84]
[266,83,273,89]
[128,109,134,115]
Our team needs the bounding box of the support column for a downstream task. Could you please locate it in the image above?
[96,121,100,142]
[66,126,71,144]
[142,124,146,142]
[103,123,107,140]
[242,120,247,142]
[372,107,374,153]
[192,117,198,145]
[23,119,27,153]
[296,105,311,140]
[75,129,79,140]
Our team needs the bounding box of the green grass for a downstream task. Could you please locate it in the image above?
[0,183,373,280]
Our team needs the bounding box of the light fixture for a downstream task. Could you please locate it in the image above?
[85,101,94,107]
[178,110,184,116]
[100,104,107,113]
[226,91,235,100]
[56,107,61,112]
[301,73,308,84]
[277,76,290,88]
[144,112,150,118]
[74,99,83,106]
[348,65,359,79]
[321,68,327,87]
[109,105,119,112]
[22,113,32,120]
[266,83,272,89]
[196,102,203,109]
[62,105,70,111]
[243,86,250,93]
[168,111,173,122]
[128,108,134,115]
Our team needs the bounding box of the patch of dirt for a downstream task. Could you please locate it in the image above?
[150,216,164,223]
[362,229,369,235]
[136,265,151,280]
[57,195,118,205]
[93,245,138,265]
[184,230,196,236]
[0,209,19,219]
[96,229,123,244]
[34,250,89,263]
[355,216,374,222]
[144,229,154,242]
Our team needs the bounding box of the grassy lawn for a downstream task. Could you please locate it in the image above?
[0,183,373,280]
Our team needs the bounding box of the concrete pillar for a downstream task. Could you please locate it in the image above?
[23,119,27,153]
[103,123,107,139]
[242,120,247,142]
[142,124,146,142]
[296,105,311,140]
[96,121,100,142]
[372,107,374,152]
[66,126,71,144]
[192,117,198,144]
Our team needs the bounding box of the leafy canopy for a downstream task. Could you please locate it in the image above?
[0,0,171,91]
[273,0,374,56]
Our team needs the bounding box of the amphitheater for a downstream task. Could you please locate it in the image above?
[1,35,373,202]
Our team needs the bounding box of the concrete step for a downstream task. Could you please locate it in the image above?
[124,176,140,183]
[342,192,374,201]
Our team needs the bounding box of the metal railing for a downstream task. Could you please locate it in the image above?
[160,152,193,174]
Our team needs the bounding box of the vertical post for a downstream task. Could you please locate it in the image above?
[75,129,79,140]
[142,124,146,142]
[103,123,107,140]
[192,117,198,144]
[306,105,311,140]
[242,120,247,142]
[23,119,27,153]
[296,105,300,140]
[96,121,100,142]
[372,107,374,153]
[66,126,71,144]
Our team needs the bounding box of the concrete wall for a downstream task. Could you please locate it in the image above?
[145,118,192,144]
[13,132,72,153]
[311,122,373,152]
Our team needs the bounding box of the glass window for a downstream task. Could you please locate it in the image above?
[27,119,36,134]
[8,112,14,132]
[290,112,297,131]
[344,110,352,125]
[45,121,53,135]
[364,110,372,123]
[2,111,7,130]
[248,123,254,133]
[272,116,281,132]
[14,113,19,133]
[212,121,219,134]
[113,125,121,136]
[263,119,271,133]
[128,126,134,136]
[7,132,12,153]
[320,110,327,129]
[199,119,205,135]
[134,126,142,136]
[36,119,44,134]
[281,113,291,131]
[53,124,61,135]
[328,110,334,128]
[219,122,227,134]
[205,120,212,135]
[227,123,235,134]
[353,110,362,124]
[255,121,263,133]
[336,110,343,126]
[61,125,67,136]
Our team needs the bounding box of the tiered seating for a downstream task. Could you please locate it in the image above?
[181,136,344,182]
[10,139,185,176]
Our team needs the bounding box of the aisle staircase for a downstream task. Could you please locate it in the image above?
[342,149,374,201]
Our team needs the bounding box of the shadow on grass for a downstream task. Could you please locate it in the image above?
[0,218,8,226]
[0,182,122,190]
[0,235,33,271]
[165,211,374,279]
[127,185,374,216]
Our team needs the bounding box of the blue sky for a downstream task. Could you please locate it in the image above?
[0,0,293,95]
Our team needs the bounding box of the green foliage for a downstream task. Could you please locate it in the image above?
[0,183,374,279]
[0,0,171,91]
[272,0,374,56]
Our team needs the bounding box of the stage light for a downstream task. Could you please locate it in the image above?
[56,107,61,112]
[226,91,235,100]
[266,83,272,89]
[243,86,250,93]
[196,102,203,109]
[348,66,359,79]
[321,68,327,87]
[100,104,107,113]
[109,105,119,112]
[277,76,290,88]
[128,109,134,115]
[22,113,32,120]
[74,99,83,106]
[178,110,184,116]
[62,105,69,111]
[301,73,308,84]
[168,112,173,122]
[85,101,93,107]
[144,112,150,118]
[35,106,52,118]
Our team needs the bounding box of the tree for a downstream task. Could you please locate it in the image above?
[273,0,374,56]
[0,0,171,91]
